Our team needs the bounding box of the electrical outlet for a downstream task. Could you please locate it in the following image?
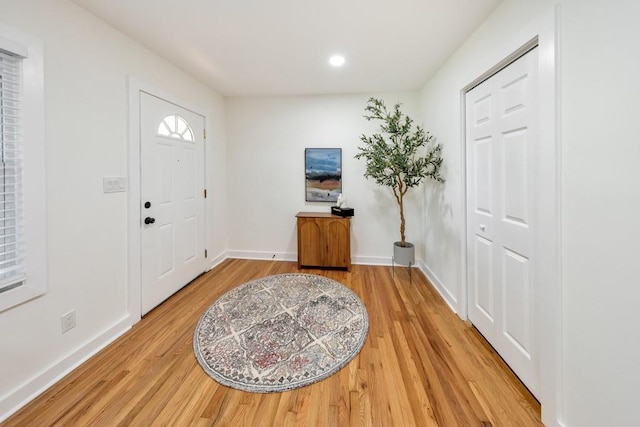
[61,310,76,333]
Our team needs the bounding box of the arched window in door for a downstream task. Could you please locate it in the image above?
[157,115,194,141]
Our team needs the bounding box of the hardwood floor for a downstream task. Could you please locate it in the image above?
[4,259,542,426]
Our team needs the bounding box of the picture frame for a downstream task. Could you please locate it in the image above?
[305,148,342,202]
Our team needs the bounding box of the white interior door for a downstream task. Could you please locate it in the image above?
[140,92,206,315]
[466,48,539,397]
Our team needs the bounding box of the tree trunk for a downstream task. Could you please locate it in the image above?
[398,193,406,247]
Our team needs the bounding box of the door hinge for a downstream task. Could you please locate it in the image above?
[203,129,207,139]
[205,249,208,258]
[204,189,207,198]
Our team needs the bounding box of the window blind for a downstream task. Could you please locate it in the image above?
[0,50,25,293]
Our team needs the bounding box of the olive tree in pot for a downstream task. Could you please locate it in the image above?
[355,97,444,266]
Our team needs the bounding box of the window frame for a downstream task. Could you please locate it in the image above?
[157,114,195,141]
[0,27,47,313]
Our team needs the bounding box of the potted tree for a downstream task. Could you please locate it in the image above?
[355,97,444,266]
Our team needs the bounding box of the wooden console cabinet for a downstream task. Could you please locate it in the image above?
[296,212,351,271]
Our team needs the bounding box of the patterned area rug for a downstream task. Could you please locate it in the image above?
[193,273,369,393]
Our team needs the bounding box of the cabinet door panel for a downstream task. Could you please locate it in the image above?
[325,219,350,268]
[298,218,324,266]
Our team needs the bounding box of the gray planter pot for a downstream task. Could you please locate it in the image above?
[393,241,415,266]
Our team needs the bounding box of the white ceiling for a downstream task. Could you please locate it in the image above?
[71,0,503,97]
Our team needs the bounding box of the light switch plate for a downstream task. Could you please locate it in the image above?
[103,177,127,193]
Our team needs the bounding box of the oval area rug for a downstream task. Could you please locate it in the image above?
[193,273,369,393]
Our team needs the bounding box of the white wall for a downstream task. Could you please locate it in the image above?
[418,0,547,315]
[225,93,422,264]
[0,0,227,420]
[560,1,640,425]
[418,0,640,426]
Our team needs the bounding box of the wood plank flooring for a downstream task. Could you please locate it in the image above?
[4,259,542,426]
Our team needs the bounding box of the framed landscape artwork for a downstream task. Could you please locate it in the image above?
[305,148,342,202]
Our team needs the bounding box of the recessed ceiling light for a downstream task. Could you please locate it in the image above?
[329,55,345,67]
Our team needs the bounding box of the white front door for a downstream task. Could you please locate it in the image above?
[466,48,539,397]
[140,92,206,315]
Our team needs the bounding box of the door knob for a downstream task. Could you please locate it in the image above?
[144,217,155,225]
[479,224,486,231]
[144,201,151,209]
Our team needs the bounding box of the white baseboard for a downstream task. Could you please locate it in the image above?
[352,255,432,267]
[225,252,427,268]
[0,315,131,423]
[222,252,423,268]
[226,250,297,262]
[352,255,393,265]
[417,260,458,314]
[207,250,230,271]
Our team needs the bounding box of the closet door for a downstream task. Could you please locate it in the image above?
[466,48,539,397]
